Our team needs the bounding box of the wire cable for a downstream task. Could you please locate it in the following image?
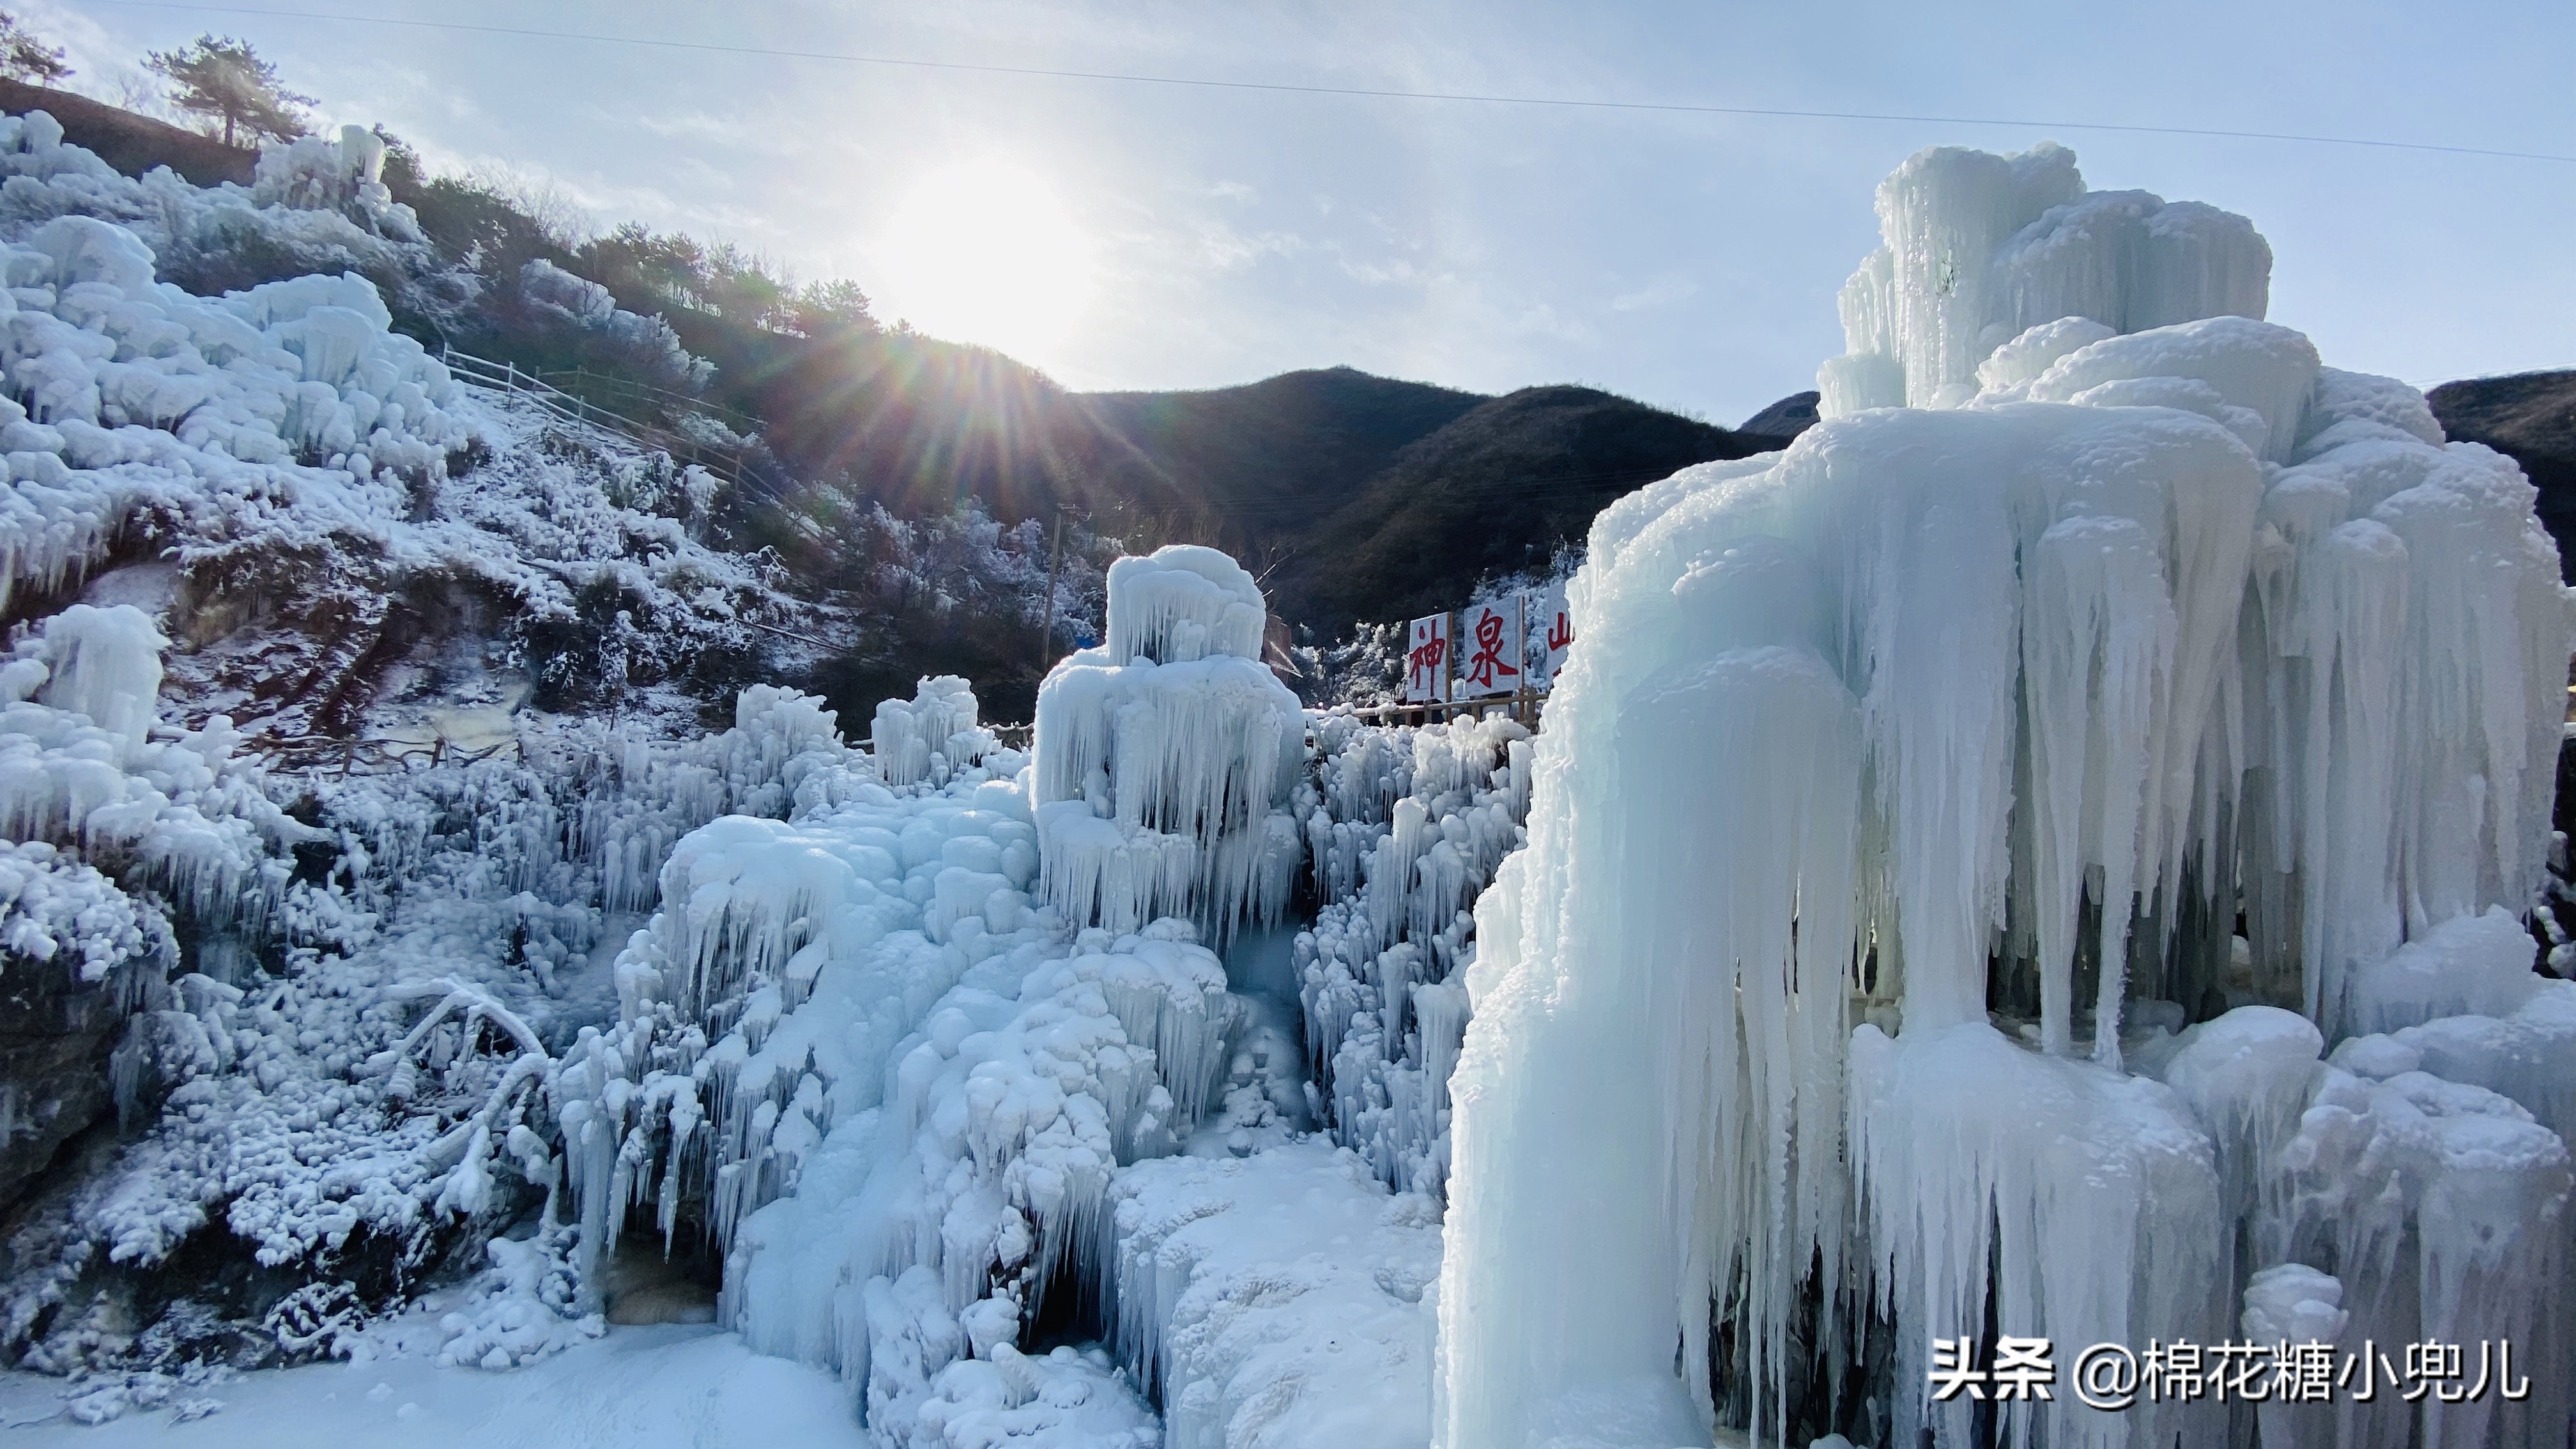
[84,0,2576,166]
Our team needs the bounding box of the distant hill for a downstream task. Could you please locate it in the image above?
[2428,370,2576,581]
[1081,367,1488,552]
[1280,385,1775,625]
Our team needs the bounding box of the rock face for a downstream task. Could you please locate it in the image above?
[2429,369,2576,581]
[0,966,121,1215]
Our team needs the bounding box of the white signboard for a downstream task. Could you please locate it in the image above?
[1404,613,1452,704]
[1458,596,1526,699]
[1536,584,1573,684]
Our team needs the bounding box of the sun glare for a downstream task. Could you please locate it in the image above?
[873,159,1098,365]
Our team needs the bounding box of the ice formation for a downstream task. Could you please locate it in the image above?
[0,111,426,282]
[1440,142,2573,1449]
[872,675,992,790]
[1033,546,1304,941]
[1296,710,1531,1196]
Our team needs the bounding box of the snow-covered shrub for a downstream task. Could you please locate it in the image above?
[516,259,710,394]
[0,841,172,982]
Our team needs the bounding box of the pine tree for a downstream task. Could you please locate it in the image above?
[0,11,70,86]
[143,34,313,148]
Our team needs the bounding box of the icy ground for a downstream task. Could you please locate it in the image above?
[0,1316,862,1446]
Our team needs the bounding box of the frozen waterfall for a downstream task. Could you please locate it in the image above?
[1437,143,2574,1449]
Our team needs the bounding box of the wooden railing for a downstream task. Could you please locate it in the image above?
[254,732,525,777]
[439,346,749,489]
[1337,689,1548,730]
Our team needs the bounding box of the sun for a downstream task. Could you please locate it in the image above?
[873,158,1098,365]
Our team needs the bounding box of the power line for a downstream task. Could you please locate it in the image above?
[85,0,2576,166]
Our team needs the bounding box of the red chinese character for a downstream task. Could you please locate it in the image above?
[1465,610,1519,691]
[1407,631,1446,700]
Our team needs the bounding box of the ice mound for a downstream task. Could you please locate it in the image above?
[873,675,993,790]
[1438,142,2573,1449]
[1034,544,1304,941]
[0,203,468,616]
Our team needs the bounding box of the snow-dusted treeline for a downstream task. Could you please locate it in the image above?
[1440,143,2576,1449]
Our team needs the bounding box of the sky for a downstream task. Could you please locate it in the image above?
[29,0,2576,426]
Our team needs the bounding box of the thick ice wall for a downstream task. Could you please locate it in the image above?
[1438,144,2571,1449]
[1821,142,2273,415]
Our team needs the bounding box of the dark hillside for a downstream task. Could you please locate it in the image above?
[2429,371,2576,581]
[1080,367,1489,557]
[1287,385,1779,625]
[684,320,1195,530]
[0,79,252,185]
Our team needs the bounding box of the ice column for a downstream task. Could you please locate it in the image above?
[1032,546,1304,940]
[1820,142,2272,415]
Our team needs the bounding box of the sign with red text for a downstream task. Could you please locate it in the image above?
[1459,597,1525,699]
[1404,613,1452,703]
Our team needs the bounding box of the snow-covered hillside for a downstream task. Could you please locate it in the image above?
[0,107,2569,1449]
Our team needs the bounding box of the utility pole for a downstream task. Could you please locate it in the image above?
[1036,505,1067,682]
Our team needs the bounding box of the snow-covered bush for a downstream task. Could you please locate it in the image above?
[516,259,710,394]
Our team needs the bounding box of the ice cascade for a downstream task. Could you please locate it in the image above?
[1438,143,2573,1449]
[1032,545,1304,941]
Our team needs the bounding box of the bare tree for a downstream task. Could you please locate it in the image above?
[144,34,312,148]
[0,10,69,86]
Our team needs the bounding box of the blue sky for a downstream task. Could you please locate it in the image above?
[36,0,2576,425]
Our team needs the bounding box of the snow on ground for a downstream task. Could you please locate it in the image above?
[1108,1142,1440,1449]
[0,1319,863,1447]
